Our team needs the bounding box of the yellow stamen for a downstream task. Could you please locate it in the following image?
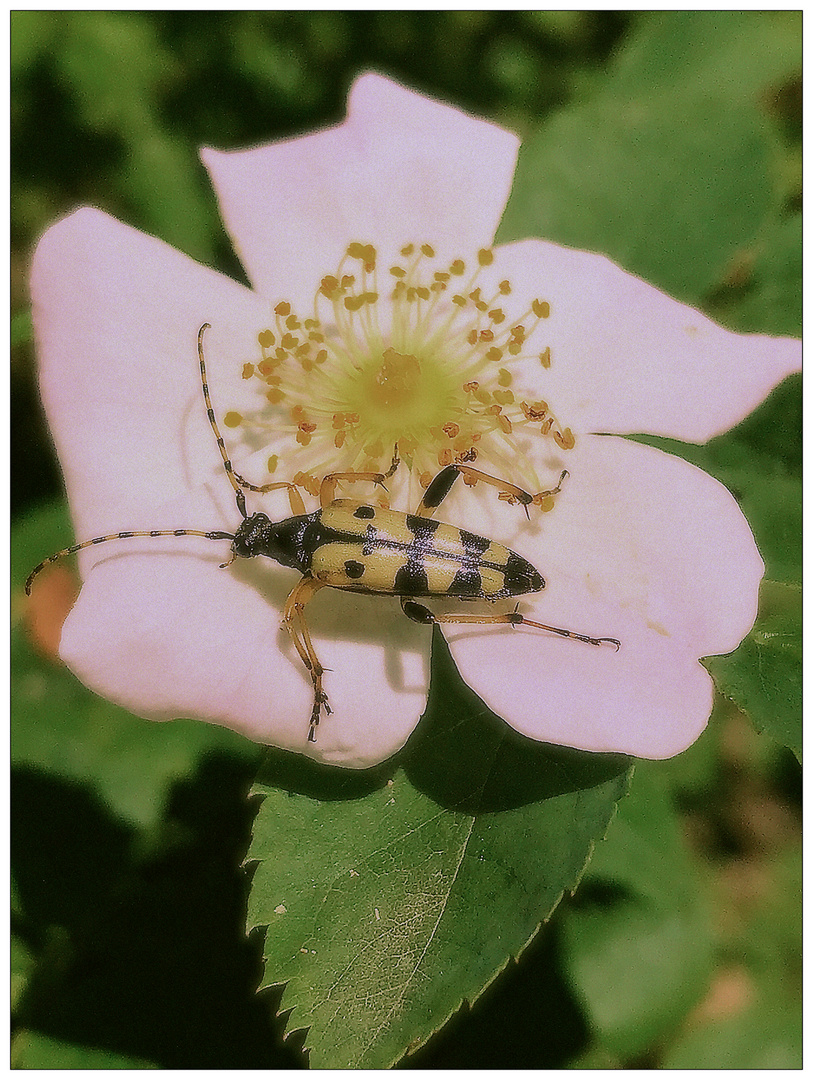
[233,238,573,503]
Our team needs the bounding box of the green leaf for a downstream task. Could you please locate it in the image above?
[662,844,801,1069]
[11,1030,159,1069]
[11,932,35,1015]
[54,11,219,265]
[663,1000,801,1070]
[709,213,802,337]
[498,93,774,306]
[12,501,260,829]
[248,632,631,1068]
[707,581,801,761]
[10,9,58,75]
[605,11,801,109]
[559,764,714,1058]
[10,308,33,348]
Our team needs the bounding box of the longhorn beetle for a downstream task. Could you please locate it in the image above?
[27,323,620,743]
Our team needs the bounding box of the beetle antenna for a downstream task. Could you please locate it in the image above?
[198,323,248,519]
[25,528,234,596]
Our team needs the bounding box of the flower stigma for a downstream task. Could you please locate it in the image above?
[233,242,575,504]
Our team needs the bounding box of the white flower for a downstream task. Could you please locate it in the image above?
[30,74,801,767]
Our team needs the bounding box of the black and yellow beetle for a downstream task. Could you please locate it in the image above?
[26,324,620,742]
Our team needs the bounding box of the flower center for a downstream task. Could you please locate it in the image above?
[227,242,574,501]
[368,348,424,410]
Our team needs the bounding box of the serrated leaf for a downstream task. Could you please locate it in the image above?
[497,94,774,306]
[248,632,631,1068]
[560,763,714,1058]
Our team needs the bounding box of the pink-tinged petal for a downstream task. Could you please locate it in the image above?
[58,495,431,769]
[440,435,763,758]
[485,239,801,443]
[446,604,712,759]
[202,72,519,307]
[31,208,274,540]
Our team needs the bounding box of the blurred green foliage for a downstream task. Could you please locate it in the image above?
[11,10,800,1070]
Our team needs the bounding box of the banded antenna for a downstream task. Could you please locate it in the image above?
[25,323,248,595]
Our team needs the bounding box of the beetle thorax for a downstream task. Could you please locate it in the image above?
[232,511,314,573]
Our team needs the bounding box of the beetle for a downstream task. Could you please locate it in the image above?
[26,323,620,742]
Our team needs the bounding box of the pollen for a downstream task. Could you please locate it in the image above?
[232,240,573,501]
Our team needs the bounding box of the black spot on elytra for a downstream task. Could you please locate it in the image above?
[344,559,365,579]
[460,529,491,556]
[406,513,441,537]
[394,561,429,596]
[449,566,483,596]
[353,505,375,519]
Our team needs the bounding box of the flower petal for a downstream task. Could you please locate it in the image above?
[439,435,763,758]
[485,239,801,443]
[31,207,274,539]
[446,603,713,759]
[58,510,431,769]
[202,72,519,307]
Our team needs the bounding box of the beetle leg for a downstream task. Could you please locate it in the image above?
[282,576,330,741]
[319,445,400,507]
[414,464,568,520]
[399,597,619,649]
[231,476,307,516]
